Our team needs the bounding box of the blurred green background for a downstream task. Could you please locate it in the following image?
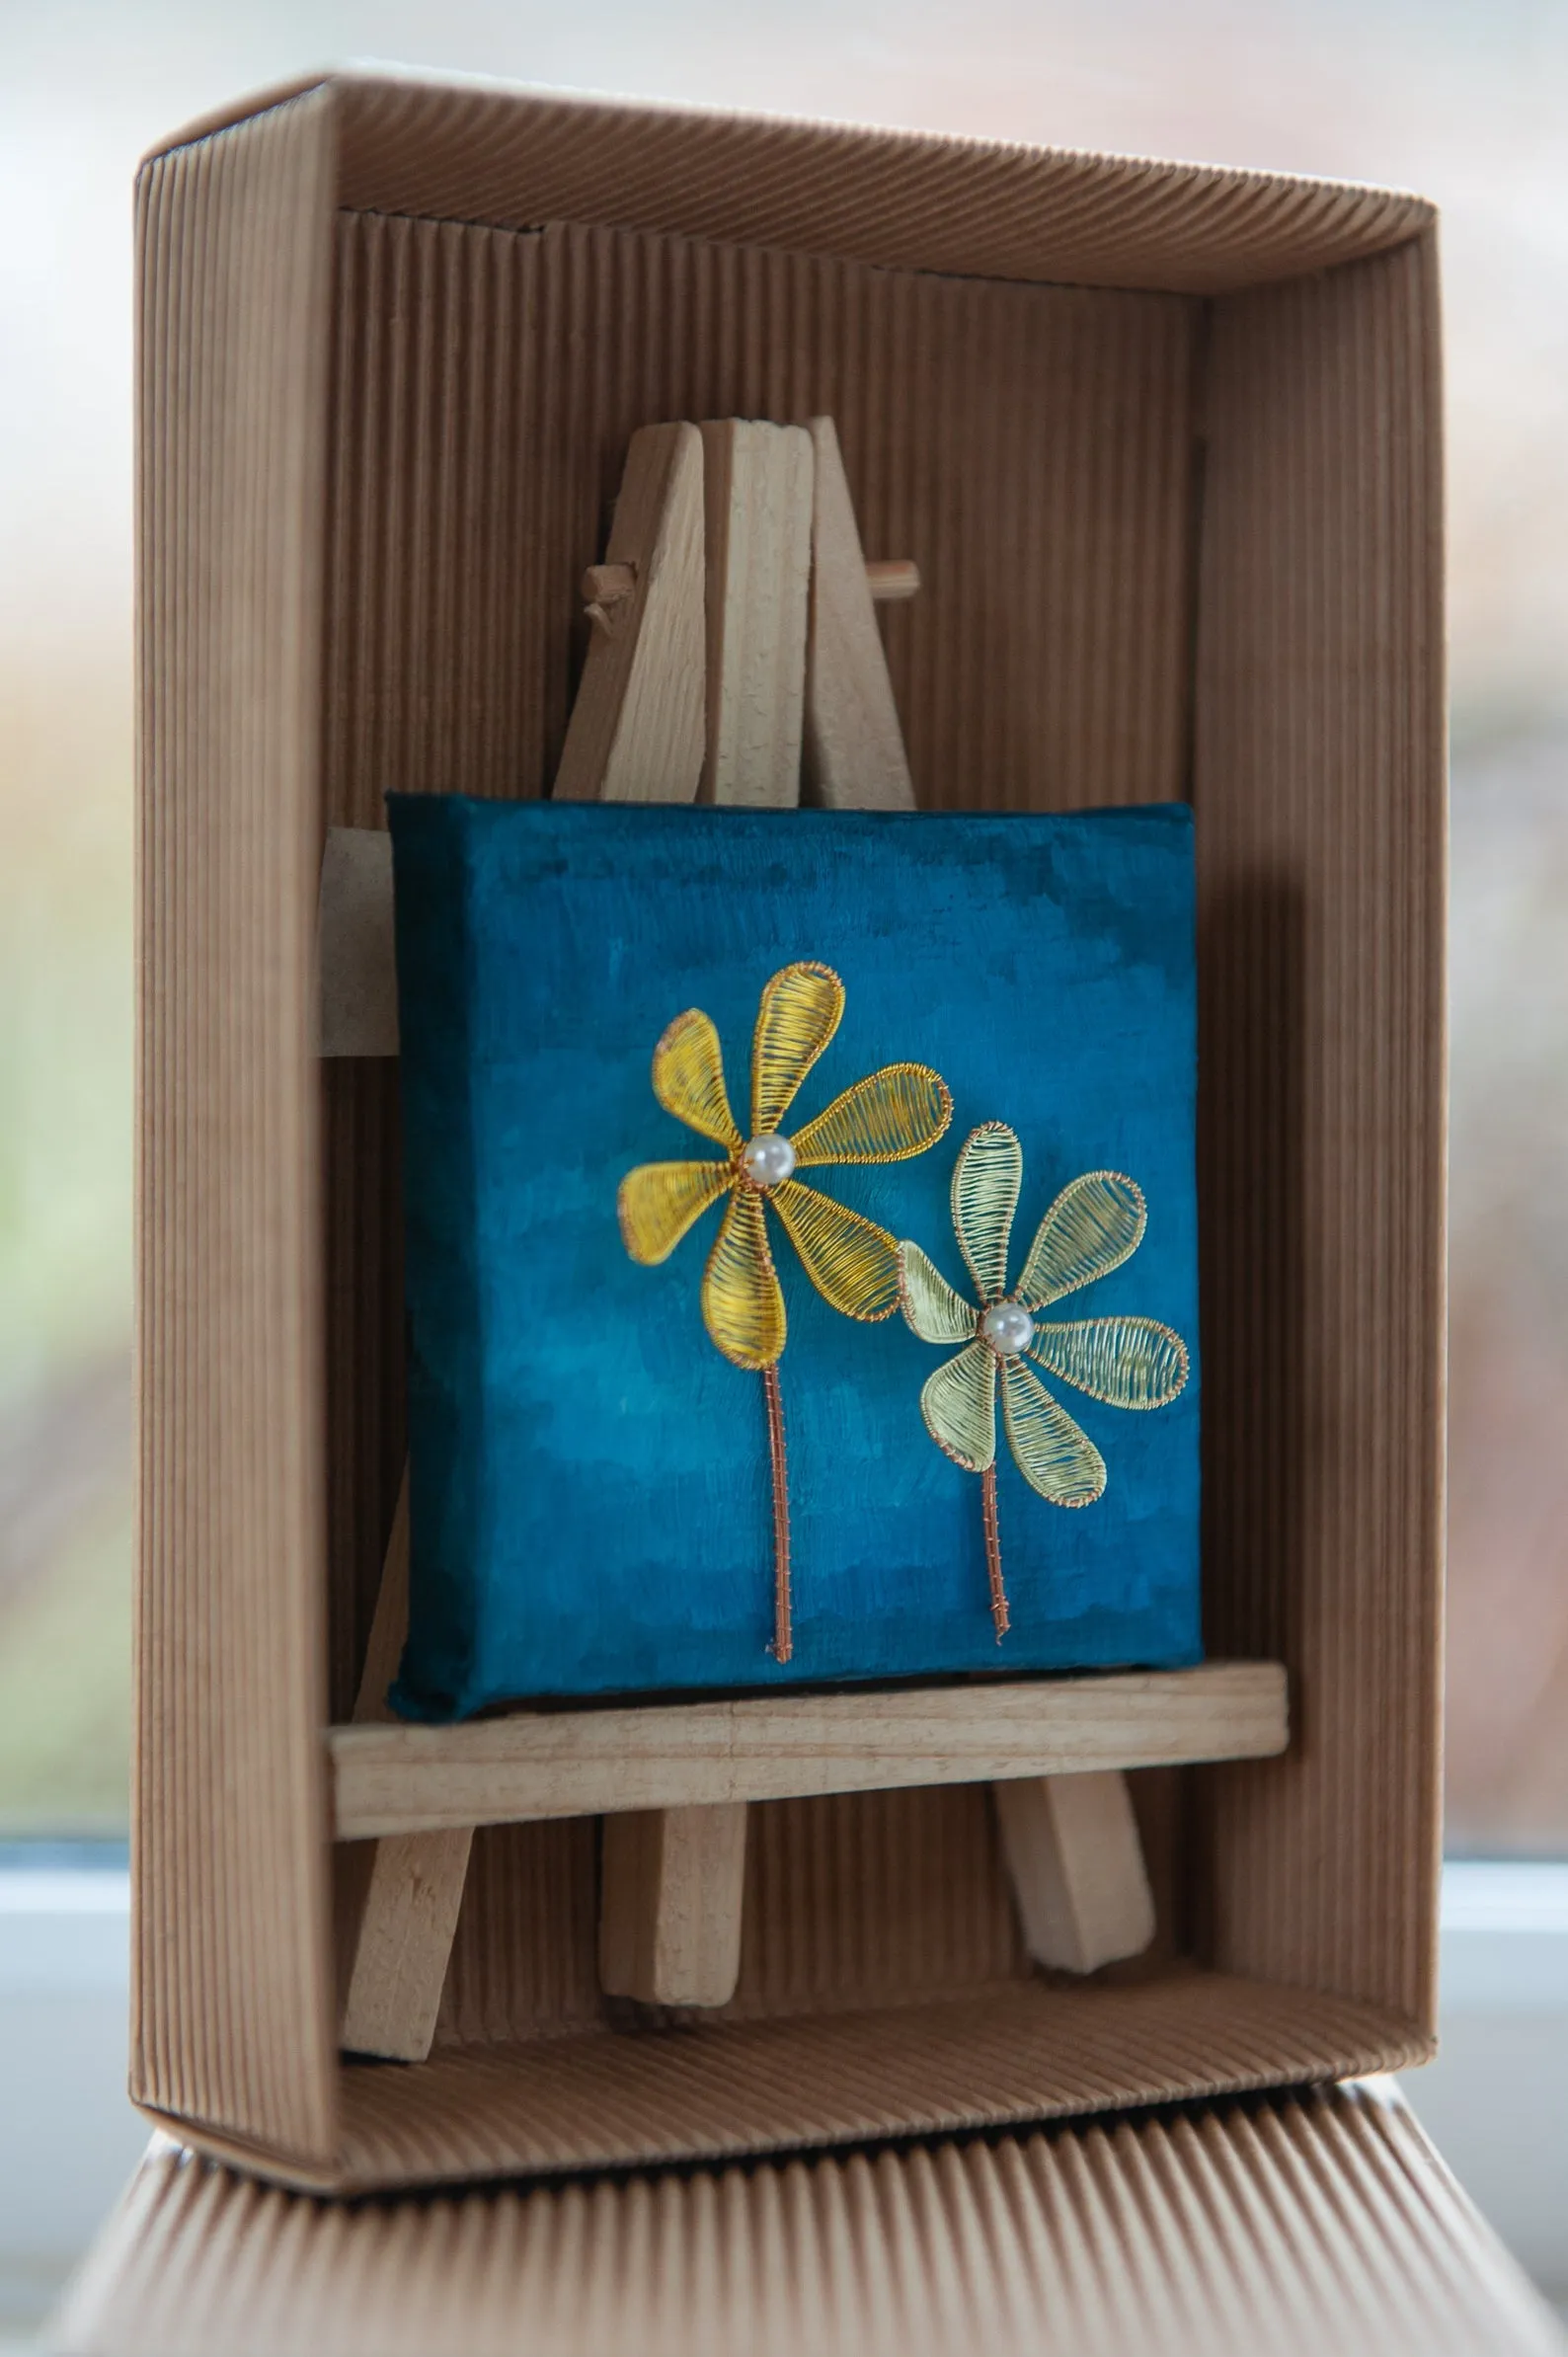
[0,643,131,1832]
[3,0,1568,1846]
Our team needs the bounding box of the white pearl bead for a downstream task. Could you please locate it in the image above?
[981,1299,1034,1357]
[742,1132,797,1189]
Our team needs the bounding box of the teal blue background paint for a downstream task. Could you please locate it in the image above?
[387,797,1201,1719]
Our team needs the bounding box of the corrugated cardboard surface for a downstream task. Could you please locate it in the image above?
[53,2085,1563,2357]
[134,86,339,2165]
[159,68,1434,296]
[134,73,1446,2187]
[144,1974,1420,2198]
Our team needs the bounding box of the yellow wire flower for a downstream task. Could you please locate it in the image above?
[899,1122,1190,1507]
[619,962,953,1370]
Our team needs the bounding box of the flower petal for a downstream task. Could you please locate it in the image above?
[652,1008,741,1149]
[1017,1171,1146,1309]
[701,1186,786,1369]
[1028,1316,1190,1409]
[1001,1359,1106,1506]
[952,1123,1022,1304]
[898,1242,980,1345]
[618,1161,733,1265]
[769,1180,901,1321]
[919,1340,996,1472]
[751,963,844,1135]
[792,1064,953,1166]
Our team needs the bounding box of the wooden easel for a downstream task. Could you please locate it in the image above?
[326,418,1286,2058]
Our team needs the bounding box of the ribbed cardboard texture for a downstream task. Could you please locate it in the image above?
[56,2086,1564,2357]
[133,71,1447,2191]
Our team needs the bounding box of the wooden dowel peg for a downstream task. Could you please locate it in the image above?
[864,558,920,601]
[581,561,638,631]
[591,554,914,614]
[582,560,637,602]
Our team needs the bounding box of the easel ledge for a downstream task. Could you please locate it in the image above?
[329,1661,1288,1840]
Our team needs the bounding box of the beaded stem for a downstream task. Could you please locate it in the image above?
[763,1362,793,1662]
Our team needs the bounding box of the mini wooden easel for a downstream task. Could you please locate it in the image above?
[328,417,1215,2058]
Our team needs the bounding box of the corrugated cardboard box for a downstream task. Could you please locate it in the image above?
[54,2086,1566,2357]
[133,67,1446,2192]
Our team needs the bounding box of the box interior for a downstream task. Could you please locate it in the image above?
[133,74,1447,2190]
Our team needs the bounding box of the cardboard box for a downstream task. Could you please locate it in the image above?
[133,69,1447,2192]
[58,2086,1560,2357]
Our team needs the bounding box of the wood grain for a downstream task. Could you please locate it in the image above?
[338,1476,473,2060]
[699,419,814,807]
[599,1803,749,2006]
[552,421,706,804]
[331,1662,1287,1840]
[802,415,916,812]
[993,1769,1157,1972]
[133,89,342,2165]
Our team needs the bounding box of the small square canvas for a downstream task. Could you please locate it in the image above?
[387,797,1201,1719]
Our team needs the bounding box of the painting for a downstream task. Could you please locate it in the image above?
[387,796,1200,1718]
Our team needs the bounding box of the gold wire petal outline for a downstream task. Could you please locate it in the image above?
[617,1160,734,1266]
[701,1185,786,1371]
[951,1122,1023,1305]
[1027,1316,1190,1409]
[652,1008,742,1149]
[897,1242,980,1346]
[768,1179,902,1322]
[751,963,844,1137]
[1001,1357,1106,1506]
[1017,1170,1146,1309]
[919,1340,997,1473]
[792,1063,954,1166]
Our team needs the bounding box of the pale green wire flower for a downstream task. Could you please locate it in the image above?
[898,1123,1190,1636]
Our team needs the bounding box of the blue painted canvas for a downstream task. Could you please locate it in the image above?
[387,796,1201,1720]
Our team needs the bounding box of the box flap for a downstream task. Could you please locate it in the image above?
[143,66,1436,297]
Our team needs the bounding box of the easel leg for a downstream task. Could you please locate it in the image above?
[338,1472,472,2061]
[698,419,814,807]
[553,422,707,807]
[339,1828,474,2059]
[591,421,814,2005]
[803,414,917,812]
[598,1804,749,2007]
[992,1770,1156,1974]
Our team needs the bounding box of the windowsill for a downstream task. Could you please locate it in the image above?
[1431,1860,1568,2010]
[0,1868,130,2000]
[1400,1862,1568,2303]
